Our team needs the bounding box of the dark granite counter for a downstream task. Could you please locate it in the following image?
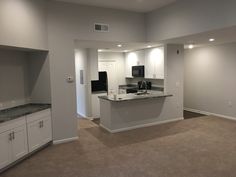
[99,91,172,102]
[0,103,51,123]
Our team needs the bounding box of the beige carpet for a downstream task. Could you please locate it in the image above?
[1,116,236,177]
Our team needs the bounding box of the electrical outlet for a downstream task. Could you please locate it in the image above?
[228,101,233,107]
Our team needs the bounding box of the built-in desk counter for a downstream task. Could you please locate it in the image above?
[98,92,178,133]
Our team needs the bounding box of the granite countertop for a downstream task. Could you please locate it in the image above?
[98,91,173,102]
[0,103,51,123]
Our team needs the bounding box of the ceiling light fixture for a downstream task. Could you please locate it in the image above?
[209,38,215,42]
[117,44,122,47]
[98,49,103,52]
[124,50,128,52]
[188,44,194,49]
[147,45,152,48]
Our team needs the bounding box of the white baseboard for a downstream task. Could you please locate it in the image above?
[53,136,78,145]
[184,107,236,121]
[100,117,184,133]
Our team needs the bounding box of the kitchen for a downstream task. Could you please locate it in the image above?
[1,0,236,176]
[75,41,183,132]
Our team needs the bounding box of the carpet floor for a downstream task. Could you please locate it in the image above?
[1,116,236,177]
[184,110,206,119]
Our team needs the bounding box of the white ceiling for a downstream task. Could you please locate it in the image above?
[161,26,236,49]
[74,40,162,52]
[54,0,177,12]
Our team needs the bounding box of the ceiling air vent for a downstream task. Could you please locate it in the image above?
[94,23,109,32]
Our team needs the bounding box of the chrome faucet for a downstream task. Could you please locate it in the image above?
[141,80,148,93]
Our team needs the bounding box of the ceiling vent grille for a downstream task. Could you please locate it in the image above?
[94,23,109,32]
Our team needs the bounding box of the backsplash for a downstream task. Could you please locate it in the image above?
[0,98,31,111]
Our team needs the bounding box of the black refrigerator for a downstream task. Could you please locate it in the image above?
[91,71,108,92]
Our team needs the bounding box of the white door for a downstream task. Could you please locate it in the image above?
[41,117,52,144]
[27,120,42,153]
[99,61,118,94]
[12,125,28,161]
[0,130,12,169]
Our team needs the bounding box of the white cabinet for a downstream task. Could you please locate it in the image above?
[0,118,28,170]
[125,50,145,78]
[26,109,52,153]
[145,47,164,79]
[11,125,28,161]
[0,130,12,169]
[91,93,107,118]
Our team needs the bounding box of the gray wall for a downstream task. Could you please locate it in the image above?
[29,51,51,103]
[0,49,30,109]
[0,0,48,50]
[75,48,90,117]
[47,1,146,141]
[184,42,236,118]
[0,49,51,110]
[161,44,184,120]
[146,0,236,41]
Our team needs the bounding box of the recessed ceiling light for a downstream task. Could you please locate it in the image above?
[98,49,103,52]
[209,38,215,42]
[188,44,194,49]
[147,45,152,48]
[117,44,122,47]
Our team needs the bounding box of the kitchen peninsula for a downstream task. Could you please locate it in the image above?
[99,91,173,133]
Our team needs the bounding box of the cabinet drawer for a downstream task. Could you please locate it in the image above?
[26,109,51,123]
[0,117,26,134]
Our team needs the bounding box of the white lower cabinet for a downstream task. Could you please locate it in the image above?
[0,109,52,170]
[91,93,107,118]
[11,124,28,161]
[0,118,28,170]
[0,130,12,169]
[27,109,52,153]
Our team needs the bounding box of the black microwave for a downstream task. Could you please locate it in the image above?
[132,65,145,77]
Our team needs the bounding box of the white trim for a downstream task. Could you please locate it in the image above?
[184,107,236,121]
[53,136,78,145]
[100,117,184,133]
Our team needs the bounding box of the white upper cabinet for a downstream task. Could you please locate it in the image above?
[145,47,164,79]
[125,50,145,78]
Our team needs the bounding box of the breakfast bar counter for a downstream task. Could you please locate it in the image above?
[98,91,173,133]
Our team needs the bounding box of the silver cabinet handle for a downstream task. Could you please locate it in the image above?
[9,132,12,141]
[39,121,43,128]
[39,121,44,128]
[12,132,15,140]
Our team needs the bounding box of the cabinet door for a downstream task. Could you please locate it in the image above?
[41,117,52,144]
[125,53,137,78]
[12,125,28,161]
[0,130,12,169]
[154,47,164,79]
[27,120,42,153]
[145,47,164,79]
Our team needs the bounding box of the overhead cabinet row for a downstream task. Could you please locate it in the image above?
[125,46,164,79]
